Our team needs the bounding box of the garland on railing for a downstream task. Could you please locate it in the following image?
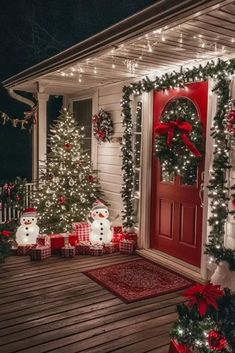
[121,58,235,267]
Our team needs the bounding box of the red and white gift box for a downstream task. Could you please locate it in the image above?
[72,222,90,242]
[30,246,51,261]
[168,340,193,353]
[123,232,137,245]
[61,245,76,258]
[17,244,37,256]
[90,244,103,256]
[119,239,136,254]
[112,233,124,243]
[36,234,50,247]
[75,241,91,255]
[112,226,122,234]
[103,242,116,254]
[49,233,78,252]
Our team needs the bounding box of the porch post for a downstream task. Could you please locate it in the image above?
[32,93,49,181]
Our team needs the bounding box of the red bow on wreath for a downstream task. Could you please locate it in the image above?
[155,118,202,157]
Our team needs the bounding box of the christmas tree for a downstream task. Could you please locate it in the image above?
[33,108,103,233]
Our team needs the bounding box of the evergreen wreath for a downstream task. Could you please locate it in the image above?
[92,109,113,142]
[155,98,204,185]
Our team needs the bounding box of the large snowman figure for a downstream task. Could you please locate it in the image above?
[16,208,39,245]
[89,201,113,245]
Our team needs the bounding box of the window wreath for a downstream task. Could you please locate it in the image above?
[92,109,113,142]
[154,98,204,185]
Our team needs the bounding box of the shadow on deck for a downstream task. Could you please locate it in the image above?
[0,253,185,353]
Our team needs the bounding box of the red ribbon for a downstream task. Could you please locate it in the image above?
[155,118,202,157]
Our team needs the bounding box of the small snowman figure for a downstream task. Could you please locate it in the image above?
[16,208,39,246]
[89,201,113,245]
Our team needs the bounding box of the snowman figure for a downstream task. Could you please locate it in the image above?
[16,208,39,245]
[89,201,113,245]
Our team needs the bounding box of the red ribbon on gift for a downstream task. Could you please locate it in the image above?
[155,118,202,157]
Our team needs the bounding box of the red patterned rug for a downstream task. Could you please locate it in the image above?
[83,259,194,303]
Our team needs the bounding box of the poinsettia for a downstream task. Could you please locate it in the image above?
[183,283,224,316]
[0,230,12,237]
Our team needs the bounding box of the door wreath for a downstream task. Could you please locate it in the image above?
[92,109,113,142]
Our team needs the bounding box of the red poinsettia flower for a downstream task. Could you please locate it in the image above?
[183,283,224,316]
[0,230,12,237]
[208,330,227,351]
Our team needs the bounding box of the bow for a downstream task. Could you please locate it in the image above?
[155,118,202,157]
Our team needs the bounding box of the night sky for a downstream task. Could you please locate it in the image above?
[0,0,155,183]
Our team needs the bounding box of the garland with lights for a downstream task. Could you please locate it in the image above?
[121,58,235,268]
[155,98,203,185]
[92,109,113,142]
[0,105,37,132]
[170,284,235,352]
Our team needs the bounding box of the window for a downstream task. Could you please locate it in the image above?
[73,99,92,156]
[133,95,142,227]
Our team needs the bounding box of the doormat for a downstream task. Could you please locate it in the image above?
[83,259,194,303]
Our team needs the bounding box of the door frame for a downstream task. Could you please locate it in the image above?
[138,80,216,280]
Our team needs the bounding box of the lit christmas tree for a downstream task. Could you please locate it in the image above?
[33,108,103,233]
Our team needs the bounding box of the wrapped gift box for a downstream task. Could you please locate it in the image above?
[103,242,116,254]
[49,233,78,252]
[90,244,103,256]
[17,244,37,256]
[72,222,90,242]
[112,226,122,234]
[123,232,138,245]
[36,234,50,247]
[168,340,193,353]
[119,239,136,254]
[61,245,76,258]
[31,246,51,261]
[112,233,124,243]
[75,241,91,255]
[112,242,120,252]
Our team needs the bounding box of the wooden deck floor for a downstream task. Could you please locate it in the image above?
[0,253,185,353]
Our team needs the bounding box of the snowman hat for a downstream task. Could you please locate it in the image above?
[92,200,108,211]
[22,208,37,217]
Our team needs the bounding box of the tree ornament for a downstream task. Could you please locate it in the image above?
[155,98,203,185]
[64,143,73,151]
[58,195,65,205]
[87,175,94,182]
[183,283,224,316]
[208,330,227,351]
[69,178,75,186]
[232,198,235,209]
[92,109,113,142]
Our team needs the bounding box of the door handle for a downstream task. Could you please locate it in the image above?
[199,182,204,207]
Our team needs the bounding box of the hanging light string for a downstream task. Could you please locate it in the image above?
[0,105,37,131]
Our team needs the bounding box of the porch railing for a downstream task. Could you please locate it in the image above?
[0,182,36,223]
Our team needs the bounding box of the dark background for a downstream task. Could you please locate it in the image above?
[0,0,155,183]
[0,0,156,183]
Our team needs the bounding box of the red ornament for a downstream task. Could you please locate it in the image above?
[98,130,106,141]
[183,283,224,316]
[65,143,73,151]
[58,196,65,204]
[87,175,94,182]
[0,230,12,237]
[155,118,202,157]
[208,330,227,351]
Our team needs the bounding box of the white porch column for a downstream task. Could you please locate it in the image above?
[32,93,49,181]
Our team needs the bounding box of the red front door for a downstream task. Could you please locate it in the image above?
[150,82,208,267]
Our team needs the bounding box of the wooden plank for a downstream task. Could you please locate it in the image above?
[99,92,122,105]
[98,154,122,166]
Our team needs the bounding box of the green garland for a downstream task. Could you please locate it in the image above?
[155,98,203,185]
[121,58,235,267]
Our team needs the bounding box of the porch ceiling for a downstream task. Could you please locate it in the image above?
[4,0,235,95]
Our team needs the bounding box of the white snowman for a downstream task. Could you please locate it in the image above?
[89,201,113,245]
[16,208,39,245]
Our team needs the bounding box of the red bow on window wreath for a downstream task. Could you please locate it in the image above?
[155,118,202,157]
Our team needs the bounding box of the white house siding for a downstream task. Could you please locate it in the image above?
[97,83,124,225]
